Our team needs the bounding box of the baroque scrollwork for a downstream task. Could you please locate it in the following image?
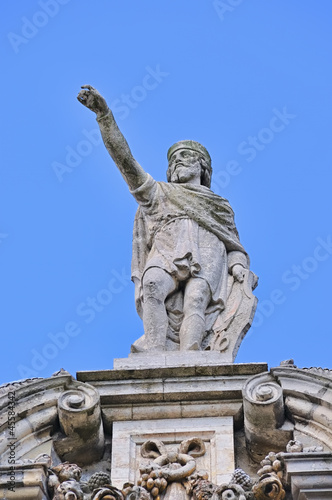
[53,382,105,465]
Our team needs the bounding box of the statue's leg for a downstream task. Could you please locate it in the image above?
[180,278,211,351]
[142,267,177,351]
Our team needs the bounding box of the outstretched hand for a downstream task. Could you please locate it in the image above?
[77,85,109,118]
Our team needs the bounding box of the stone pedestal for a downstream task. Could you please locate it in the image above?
[77,362,267,489]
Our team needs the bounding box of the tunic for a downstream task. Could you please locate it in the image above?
[130,174,248,333]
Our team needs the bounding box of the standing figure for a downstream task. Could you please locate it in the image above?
[77,85,256,354]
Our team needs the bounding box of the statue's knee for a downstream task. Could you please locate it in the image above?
[187,294,205,311]
[184,282,210,313]
[143,279,159,299]
[142,270,165,301]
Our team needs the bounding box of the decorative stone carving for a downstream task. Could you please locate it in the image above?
[230,469,253,491]
[91,486,124,500]
[48,462,84,500]
[256,452,284,483]
[302,366,332,378]
[279,359,296,368]
[77,85,257,358]
[191,477,216,500]
[1,364,332,498]
[285,440,303,453]
[122,485,150,500]
[205,269,258,360]
[88,472,112,491]
[252,473,285,500]
[53,382,105,465]
[286,439,323,453]
[179,438,206,458]
[271,365,332,450]
[53,479,84,500]
[47,462,126,500]
[140,440,167,459]
[242,373,293,461]
[214,483,247,500]
[0,375,46,397]
[138,438,206,499]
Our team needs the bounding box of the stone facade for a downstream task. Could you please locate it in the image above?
[1,360,332,499]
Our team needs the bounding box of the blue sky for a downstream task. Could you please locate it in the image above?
[1,1,332,384]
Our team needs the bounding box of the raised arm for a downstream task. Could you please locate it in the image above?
[77,85,147,191]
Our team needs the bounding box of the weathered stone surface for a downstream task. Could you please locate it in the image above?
[113,351,253,370]
[252,472,285,500]
[111,417,234,489]
[1,363,332,497]
[242,372,294,461]
[77,85,257,358]
[77,364,267,413]
[272,366,332,451]
[0,463,49,499]
[77,363,268,383]
[281,452,332,499]
[53,381,105,465]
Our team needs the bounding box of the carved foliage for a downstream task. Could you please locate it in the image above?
[49,462,84,500]
[253,452,286,500]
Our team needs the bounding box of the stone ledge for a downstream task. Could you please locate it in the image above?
[77,361,268,382]
[0,463,48,500]
[281,452,332,500]
[77,363,268,408]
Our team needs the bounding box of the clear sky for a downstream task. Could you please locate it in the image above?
[1,1,332,384]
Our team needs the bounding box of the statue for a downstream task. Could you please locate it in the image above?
[77,85,257,355]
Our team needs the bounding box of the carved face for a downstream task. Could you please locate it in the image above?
[55,480,83,500]
[168,149,202,185]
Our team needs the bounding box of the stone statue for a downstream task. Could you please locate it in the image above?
[77,85,257,355]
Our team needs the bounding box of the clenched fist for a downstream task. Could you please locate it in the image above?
[77,85,108,118]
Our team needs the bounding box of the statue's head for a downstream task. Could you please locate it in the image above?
[167,140,212,188]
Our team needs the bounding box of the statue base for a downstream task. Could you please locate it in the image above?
[113,350,236,370]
